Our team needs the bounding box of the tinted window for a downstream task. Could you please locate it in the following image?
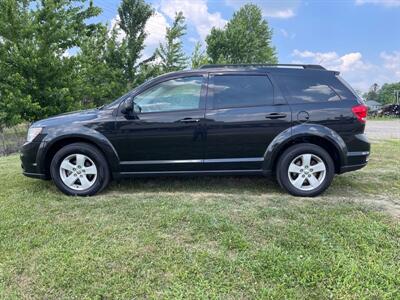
[212,75,273,109]
[135,76,203,113]
[334,75,361,101]
[280,74,341,104]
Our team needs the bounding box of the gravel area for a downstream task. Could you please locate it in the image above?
[365,120,400,140]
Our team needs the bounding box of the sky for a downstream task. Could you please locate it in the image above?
[90,0,400,92]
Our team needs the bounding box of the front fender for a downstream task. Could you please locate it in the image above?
[263,124,347,171]
[36,127,120,174]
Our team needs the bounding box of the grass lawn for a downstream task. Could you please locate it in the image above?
[0,140,399,299]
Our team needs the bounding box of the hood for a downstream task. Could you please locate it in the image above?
[32,108,99,127]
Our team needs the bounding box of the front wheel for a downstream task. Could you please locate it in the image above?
[276,143,335,197]
[50,143,110,196]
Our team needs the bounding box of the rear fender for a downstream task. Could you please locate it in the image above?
[263,124,347,172]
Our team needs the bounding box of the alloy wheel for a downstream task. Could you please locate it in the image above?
[287,153,326,191]
[59,154,97,191]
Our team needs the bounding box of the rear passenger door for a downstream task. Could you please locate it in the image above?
[204,72,292,171]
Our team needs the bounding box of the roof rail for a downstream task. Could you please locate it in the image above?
[199,63,326,70]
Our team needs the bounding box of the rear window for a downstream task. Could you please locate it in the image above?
[278,74,343,104]
[335,75,362,101]
[211,75,274,109]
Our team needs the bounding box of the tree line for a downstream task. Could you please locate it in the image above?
[0,0,277,129]
[363,82,400,105]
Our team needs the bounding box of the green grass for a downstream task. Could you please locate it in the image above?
[0,141,399,299]
[368,115,399,121]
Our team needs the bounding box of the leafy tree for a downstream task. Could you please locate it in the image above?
[0,0,38,128]
[364,83,380,100]
[0,0,102,125]
[156,11,187,72]
[206,4,277,64]
[72,0,156,107]
[190,42,209,69]
[117,0,154,86]
[76,26,127,107]
[378,82,400,105]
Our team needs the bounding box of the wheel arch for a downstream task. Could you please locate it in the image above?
[263,124,347,174]
[37,133,119,178]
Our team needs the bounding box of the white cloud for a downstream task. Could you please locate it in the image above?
[355,0,400,7]
[380,51,400,77]
[280,28,296,39]
[159,0,227,40]
[225,0,299,18]
[144,12,168,47]
[189,37,199,44]
[292,49,400,91]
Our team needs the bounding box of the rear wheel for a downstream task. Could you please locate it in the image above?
[50,143,110,196]
[276,143,334,197]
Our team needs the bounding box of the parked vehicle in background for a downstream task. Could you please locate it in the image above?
[376,104,400,117]
[21,64,370,197]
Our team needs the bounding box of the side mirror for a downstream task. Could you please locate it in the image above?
[121,98,133,115]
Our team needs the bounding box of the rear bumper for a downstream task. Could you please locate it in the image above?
[339,151,369,174]
[339,133,370,174]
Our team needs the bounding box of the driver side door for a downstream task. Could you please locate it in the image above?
[112,74,207,174]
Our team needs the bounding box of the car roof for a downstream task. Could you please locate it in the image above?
[163,64,338,77]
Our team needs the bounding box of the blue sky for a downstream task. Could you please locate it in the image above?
[91,0,400,92]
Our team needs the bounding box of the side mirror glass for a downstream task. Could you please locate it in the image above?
[133,102,142,113]
[121,98,133,115]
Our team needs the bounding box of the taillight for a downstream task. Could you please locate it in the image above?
[352,104,368,123]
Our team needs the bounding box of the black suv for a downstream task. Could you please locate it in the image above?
[21,64,370,197]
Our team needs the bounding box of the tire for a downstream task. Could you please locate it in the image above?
[50,143,110,196]
[276,143,334,197]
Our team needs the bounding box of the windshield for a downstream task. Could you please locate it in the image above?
[102,91,133,110]
[101,76,160,110]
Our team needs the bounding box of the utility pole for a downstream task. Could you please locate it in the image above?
[394,90,400,104]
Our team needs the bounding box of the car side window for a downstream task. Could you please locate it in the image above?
[134,76,203,113]
[211,75,274,109]
[279,74,341,104]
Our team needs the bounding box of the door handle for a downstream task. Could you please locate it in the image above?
[178,118,200,123]
[265,113,287,119]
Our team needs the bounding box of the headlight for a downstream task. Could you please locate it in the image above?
[26,127,43,142]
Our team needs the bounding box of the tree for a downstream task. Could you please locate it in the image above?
[190,42,209,69]
[0,0,38,128]
[117,0,154,86]
[0,0,102,125]
[156,11,187,72]
[206,4,277,64]
[364,83,380,100]
[74,0,156,107]
[378,82,400,105]
[76,26,127,107]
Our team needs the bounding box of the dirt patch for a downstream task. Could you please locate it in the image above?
[366,120,400,140]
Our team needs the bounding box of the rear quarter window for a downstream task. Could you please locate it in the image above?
[277,73,345,104]
[211,75,274,109]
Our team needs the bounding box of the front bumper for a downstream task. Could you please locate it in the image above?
[20,141,48,179]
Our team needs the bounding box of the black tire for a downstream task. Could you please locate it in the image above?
[50,143,110,196]
[276,143,334,197]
